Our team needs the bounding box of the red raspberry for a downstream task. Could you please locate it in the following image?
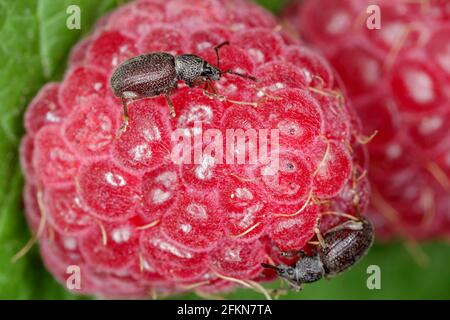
[20,0,369,298]
[286,0,450,239]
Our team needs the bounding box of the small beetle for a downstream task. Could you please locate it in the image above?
[262,218,374,291]
[110,41,255,130]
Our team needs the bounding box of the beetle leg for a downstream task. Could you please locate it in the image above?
[324,220,364,235]
[202,90,259,108]
[191,77,205,88]
[223,69,257,82]
[205,79,217,94]
[267,287,290,299]
[314,225,327,248]
[121,97,129,120]
[279,249,304,258]
[164,93,176,118]
[116,98,130,137]
[285,279,303,292]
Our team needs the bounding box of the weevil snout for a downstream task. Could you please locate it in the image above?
[262,263,295,279]
[201,61,221,81]
[261,263,280,271]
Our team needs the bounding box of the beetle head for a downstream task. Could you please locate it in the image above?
[201,61,221,81]
[262,263,298,282]
[262,255,324,285]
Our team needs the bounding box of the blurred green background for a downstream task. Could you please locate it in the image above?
[0,0,449,300]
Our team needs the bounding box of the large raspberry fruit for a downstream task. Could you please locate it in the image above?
[286,0,450,240]
[20,0,369,298]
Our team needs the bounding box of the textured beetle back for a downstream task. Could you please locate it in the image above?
[174,54,204,85]
[110,52,177,98]
[320,219,374,276]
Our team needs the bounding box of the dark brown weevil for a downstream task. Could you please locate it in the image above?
[262,218,374,291]
[110,41,255,131]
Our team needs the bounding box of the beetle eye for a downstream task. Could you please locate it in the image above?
[201,61,210,71]
[202,66,212,75]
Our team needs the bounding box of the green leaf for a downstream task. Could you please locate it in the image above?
[0,0,119,300]
[256,0,290,14]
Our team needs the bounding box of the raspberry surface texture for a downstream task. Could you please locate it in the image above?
[286,0,450,240]
[21,0,369,298]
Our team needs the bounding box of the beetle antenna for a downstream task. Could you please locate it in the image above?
[261,263,280,271]
[213,41,257,81]
[223,69,257,81]
[214,41,230,68]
